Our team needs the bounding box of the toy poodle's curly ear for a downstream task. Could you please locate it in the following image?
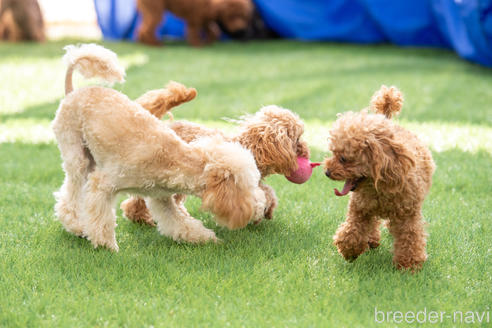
[296,139,310,159]
[197,138,262,229]
[237,126,298,176]
[366,135,415,192]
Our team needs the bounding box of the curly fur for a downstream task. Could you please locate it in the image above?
[323,85,435,270]
[52,44,266,251]
[121,95,309,226]
[0,0,44,42]
[137,0,253,46]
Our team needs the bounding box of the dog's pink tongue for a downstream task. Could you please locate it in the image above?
[334,180,355,196]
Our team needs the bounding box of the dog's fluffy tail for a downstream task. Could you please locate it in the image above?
[135,81,197,120]
[370,85,403,119]
[63,44,125,95]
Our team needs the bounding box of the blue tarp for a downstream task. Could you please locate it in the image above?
[94,0,492,66]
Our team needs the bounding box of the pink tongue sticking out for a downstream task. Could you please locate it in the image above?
[334,180,355,196]
[286,157,321,184]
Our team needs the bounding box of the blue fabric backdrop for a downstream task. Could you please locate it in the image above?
[94,0,492,66]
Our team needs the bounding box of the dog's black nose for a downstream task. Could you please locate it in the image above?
[325,170,331,178]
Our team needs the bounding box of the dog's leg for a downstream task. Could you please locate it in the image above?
[81,171,118,251]
[333,200,377,261]
[120,194,191,227]
[186,24,204,47]
[260,182,277,220]
[173,194,192,219]
[54,132,92,236]
[120,196,155,226]
[137,0,164,46]
[367,218,382,249]
[388,213,427,270]
[204,22,220,45]
[147,196,217,243]
[55,175,86,236]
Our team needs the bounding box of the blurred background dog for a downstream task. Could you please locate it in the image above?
[0,0,45,41]
[137,0,253,46]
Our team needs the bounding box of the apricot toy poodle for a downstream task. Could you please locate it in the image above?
[52,44,266,251]
[121,93,310,226]
[137,0,253,46]
[323,86,435,270]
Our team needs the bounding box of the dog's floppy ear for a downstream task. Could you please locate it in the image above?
[202,168,255,229]
[197,137,261,229]
[366,134,415,192]
[237,124,298,176]
[296,139,310,159]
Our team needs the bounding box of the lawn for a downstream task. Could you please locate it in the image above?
[0,40,491,327]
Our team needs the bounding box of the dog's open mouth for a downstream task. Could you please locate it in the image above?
[334,177,365,196]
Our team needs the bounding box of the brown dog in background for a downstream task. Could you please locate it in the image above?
[137,0,253,46]
[0,0,45,41]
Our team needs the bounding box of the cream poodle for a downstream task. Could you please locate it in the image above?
[52,44,266,251]
[120,91,310,226]
[323,86,435,270]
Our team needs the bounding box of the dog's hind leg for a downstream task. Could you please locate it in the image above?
[260,182,277,220]
[137,0,164,46]
[81,170,118,251]
[173,194,193,219]
[120,196,155,226]
[54,130,93,236]
[388,213,427,270]
[121,194,191,227]
[147,196,217,243]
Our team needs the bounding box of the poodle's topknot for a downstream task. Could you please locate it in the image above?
[370,85,403,119]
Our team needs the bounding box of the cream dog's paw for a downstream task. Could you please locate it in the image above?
[159,218,217,244]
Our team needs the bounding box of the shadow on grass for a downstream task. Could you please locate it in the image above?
[0,100,59,121]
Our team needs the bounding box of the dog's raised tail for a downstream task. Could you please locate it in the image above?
[63,44,125,95]
[370,85,403,119]
[135,81,197,120]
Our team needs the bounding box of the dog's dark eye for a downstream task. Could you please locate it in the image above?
[339,156,347,164]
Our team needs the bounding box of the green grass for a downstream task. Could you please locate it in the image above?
[0,40,491,327]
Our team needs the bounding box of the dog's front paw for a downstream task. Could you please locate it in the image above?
[160,218,218,244]
[368,240,380,249]
[84,226,119,252]
[183,219,218,243]
[337,246,366,262]
[333,221,371,262]
[88,235,119,252]
[334,237,369,262]
[138,32,161,46]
